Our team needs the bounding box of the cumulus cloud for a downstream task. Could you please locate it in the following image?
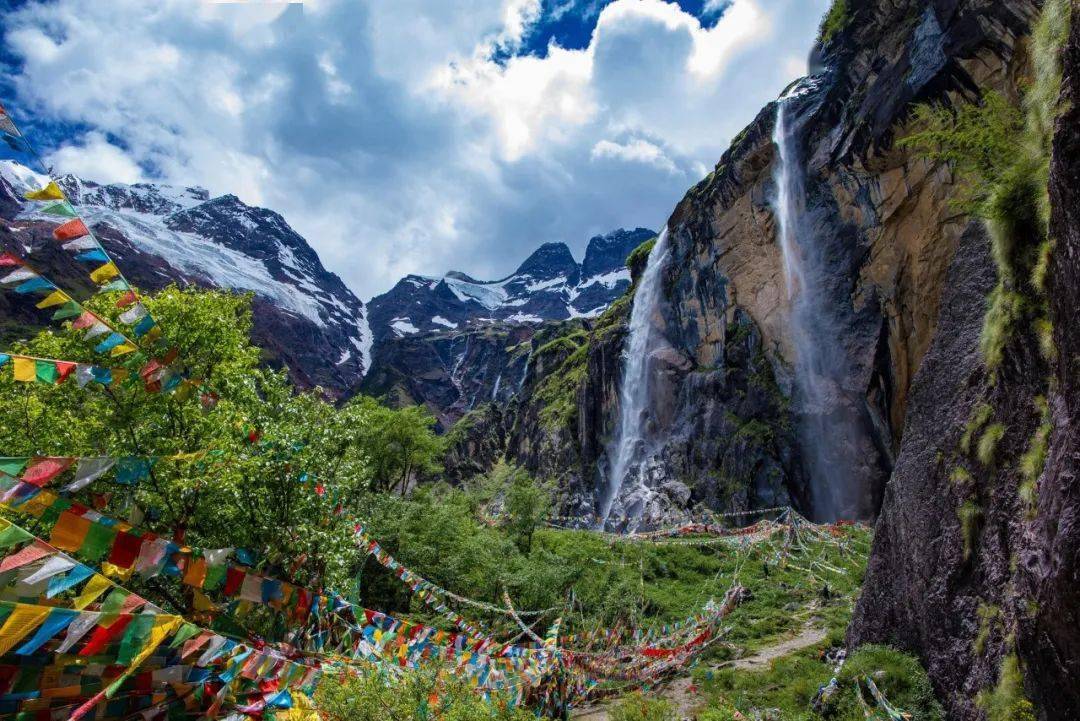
[1,0,831,299]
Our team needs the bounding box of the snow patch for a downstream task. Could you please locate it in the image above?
[504,313,543,324]
[431,315,457,329]
[390,318,420,336]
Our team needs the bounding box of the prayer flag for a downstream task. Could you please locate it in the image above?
[0,604,52,655]
[89,262,119,284]
[16,608,77,655]
[34,360,58,384]
[49,511,91,552]
[74,249,109,264]
[34,290,69,309]
[66,458,116,492]
[40,201,77,218]
[56,611,100,652]
[73,576,111,610]
[12,357,34,382]
[52,301,82,320]
[52,219,89,241]
[94,332,126,353]
[14,277,53,293]
[24,182,64,201]
[22,457,73,486]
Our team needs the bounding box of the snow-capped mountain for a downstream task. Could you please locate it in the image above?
[0,161,370,395]
[366,228,655,343]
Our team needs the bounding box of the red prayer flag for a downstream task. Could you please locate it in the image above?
[71,312,97,331]
[224,567,245,596]
[21,457,74,487]
[107,531,143,568]
[0,252,21,268]
[80,615,133,656]
[54,362,76,383]
[52,219,89,242]
[115,291,137,309]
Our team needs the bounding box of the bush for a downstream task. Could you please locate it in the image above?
[976,654,1036,721]
[819,0,851,45]
[315,668,535,721]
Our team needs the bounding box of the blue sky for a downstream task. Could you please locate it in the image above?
[0,0,829,299]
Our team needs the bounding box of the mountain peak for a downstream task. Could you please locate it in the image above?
[581,228,656,279]
[514,242,578,280]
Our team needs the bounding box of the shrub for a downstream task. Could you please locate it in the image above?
[977,423,1006,466]
[1019,397,1052,514]
[834,645,945,721]
[976,654,1036,721]
[819,0,851,45]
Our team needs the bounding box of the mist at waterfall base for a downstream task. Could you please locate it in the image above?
[771,91,875,522]
[596,228,672,531]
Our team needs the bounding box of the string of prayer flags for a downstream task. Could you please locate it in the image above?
[0,251,139,356]
[0,353,121,387]
[0,105,162,344]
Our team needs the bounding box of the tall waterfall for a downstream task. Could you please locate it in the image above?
[598,228,671,529]
[772,88,867,521]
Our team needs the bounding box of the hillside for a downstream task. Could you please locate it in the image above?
[0,161,370,394]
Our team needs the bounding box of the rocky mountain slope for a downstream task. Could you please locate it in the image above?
[366,228,654,343]
[361,229,653,427]
[0,162,370,394]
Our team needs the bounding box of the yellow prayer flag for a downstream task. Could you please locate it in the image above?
[89,262,119,284]
[12,357,35,382]
[0,604,52,655]
[24,181,65,201]
[111,343,137,357]
[74,574,112,610]
[35,290,70,309]
[101,561,135,582]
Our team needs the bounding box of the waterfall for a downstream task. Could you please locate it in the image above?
[517,352,531,393]
[491,372,502,401]
[598,228,671,529]
[771,85,867,521]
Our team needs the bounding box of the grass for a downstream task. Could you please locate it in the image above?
[696,643,943,721]
[626,237,658,272]
[1019,397,1051,515]
[977,423,1006,466]
[818,0,851,45]
[976,654,1036,721]
[960,403,993,454]
[974,603,1001,655]
[958,500,983,560]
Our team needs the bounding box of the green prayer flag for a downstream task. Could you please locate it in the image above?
[40,201,78,218]
[80,523,117,563]
[37,496,72,530]
[0,459,27,477]
[116,613,155,665]
[99,587,129,616]
[52,301,83,320]
[34,360,58,384]
[0,525,32,550]
[168,622,200,649]
[203,563,226,592]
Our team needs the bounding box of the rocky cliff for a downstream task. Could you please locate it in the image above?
[442,0,1043,529]
[850,2,1080,718]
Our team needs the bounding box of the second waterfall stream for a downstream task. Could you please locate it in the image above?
[598,227,671,530]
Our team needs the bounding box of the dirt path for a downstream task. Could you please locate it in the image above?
[570,625,828,720]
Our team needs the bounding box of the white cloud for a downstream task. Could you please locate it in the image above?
[1,0,831,299]
[591,138,678,174]
[47,133,145,184]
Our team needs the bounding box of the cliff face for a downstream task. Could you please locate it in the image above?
[662,0,1038,518]
[848,4,1080,720]
[442,0,1042,529]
